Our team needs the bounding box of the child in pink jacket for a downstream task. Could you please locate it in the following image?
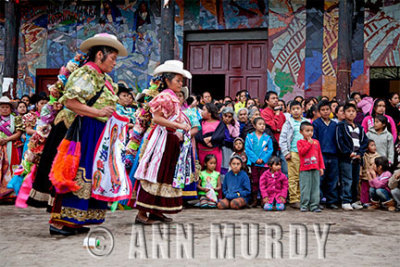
[260,156,288,211]
[368,156,395,211]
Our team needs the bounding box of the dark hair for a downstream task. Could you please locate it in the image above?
[204,103,220,120]
[290,100,301,109]
[236,90,248,98]
[87,45,118,63]
[264,91,277,102]
[21,94,30,102]
[300,121,313,131]
[117,84,131,96]
[371,99,385,118]
[375,156,390,172]
[35,92,49,104]
[253,117,265,126]
[294,95,304,103]
[335,104,343,114]
[17,101,28,115]
[318,100,330,111]
[159,72,178,91]
[304,98,314,111]
[203,154,217,169]
[267,156,281,167]
[278,99,286,108]
[350,92,361,99]
[343,103,356,112]
[17,101,27,108]
[306,104,317,119]
[186,95,196,106]
[320,96,329,101]
[367,139,375,147]
[203,91,211,97]
[375,114,388,130]
[229,155,243,165]
[389,92,399,101]
[329,100,338,108]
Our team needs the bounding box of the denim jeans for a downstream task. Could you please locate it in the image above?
[369,188,391,202]
[320,153,339,204]
[391,188,400,208]
[339,160,360,204]
[277,150,288,176]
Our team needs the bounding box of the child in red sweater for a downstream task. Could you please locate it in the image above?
[297,121,325,212]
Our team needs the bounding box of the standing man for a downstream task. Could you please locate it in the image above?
[261,91,287,175]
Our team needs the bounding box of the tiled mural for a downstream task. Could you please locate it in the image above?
[3,0,400,98]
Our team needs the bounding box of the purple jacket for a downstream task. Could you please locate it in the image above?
[369,171,392,192]
[259,169,288,204]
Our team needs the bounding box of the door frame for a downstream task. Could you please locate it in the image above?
[184,29,268,99]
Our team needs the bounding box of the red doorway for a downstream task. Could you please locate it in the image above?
[186,39,267,100]
[36,69,59,95]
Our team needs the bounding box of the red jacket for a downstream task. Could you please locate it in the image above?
[260,107,286,143]
[297,139,325,171]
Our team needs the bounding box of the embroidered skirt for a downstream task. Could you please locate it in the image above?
[50,117,107,227]
[0,142,19,202]
[136,131,183,214]
[27,122,67,210]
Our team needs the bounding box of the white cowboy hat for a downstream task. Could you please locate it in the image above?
[0,96,17,109]
[80,33,128,57]
[153,60,192,79]
[181,86,189,100]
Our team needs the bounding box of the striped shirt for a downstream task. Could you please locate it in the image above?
[347,124,360,152]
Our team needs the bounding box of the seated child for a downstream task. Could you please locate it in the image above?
[218,156,251,210]
[197,155,221,208]
[260,156,288,211]
[368,156,395,211]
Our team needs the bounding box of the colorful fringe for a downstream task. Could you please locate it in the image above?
[49,139,81,194]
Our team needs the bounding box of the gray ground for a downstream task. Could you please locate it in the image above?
[1,205,399,266]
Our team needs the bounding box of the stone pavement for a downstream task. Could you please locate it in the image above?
[1,205,399,266]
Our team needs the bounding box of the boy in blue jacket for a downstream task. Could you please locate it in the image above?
[336,103,368,211]
[245,117,273,207]
[218,156,251,210]
[313,100,339,209]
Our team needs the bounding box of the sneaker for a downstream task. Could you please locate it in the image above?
[351,202,363,210]
[312,208,322,212]
[342,203,353,210]
[290,202,301,209]
[319,204,325,210]
[263,203,273,211]
[276,203,285,211]
[300,207,308,212]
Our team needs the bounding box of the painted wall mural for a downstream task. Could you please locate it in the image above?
[321,0,338,99]
[8,0,400,99]
[267,0,306,100]
[16,0,161,97]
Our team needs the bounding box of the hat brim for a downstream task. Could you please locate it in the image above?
[181,87,189,100]
[153,66,192,79]
[0,101,17,109]
[80,36,128,57]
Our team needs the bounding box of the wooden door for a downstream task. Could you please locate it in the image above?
[36,69,59,95]
[187,39,267,100]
